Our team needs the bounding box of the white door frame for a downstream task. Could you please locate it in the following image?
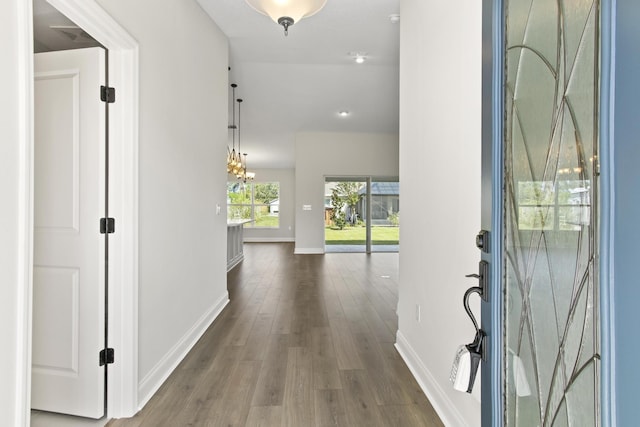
[16,0,139,421]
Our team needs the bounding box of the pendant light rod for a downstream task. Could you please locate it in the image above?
[237,98,243,155]
[237,98,243,175]
[231,84,237,148]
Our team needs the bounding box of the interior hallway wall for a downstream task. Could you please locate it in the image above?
[94,0,230,406]
[396,0,482,426]
[294,131,399,254]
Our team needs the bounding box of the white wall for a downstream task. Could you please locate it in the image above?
[0,0,32,424]
[294,131,399,253]
[94,0,230,406]
[396,1,482,426]
[242,168,295,242]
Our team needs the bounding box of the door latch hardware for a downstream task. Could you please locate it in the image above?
[453,283,486,393]
[465,260,489,302]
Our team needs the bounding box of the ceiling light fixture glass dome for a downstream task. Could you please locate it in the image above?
[245,0,328,36]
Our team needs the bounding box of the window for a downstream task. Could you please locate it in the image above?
[227,182,279,228]
[517,180,590,231]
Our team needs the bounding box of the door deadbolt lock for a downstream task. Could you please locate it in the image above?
[476,230,489,253]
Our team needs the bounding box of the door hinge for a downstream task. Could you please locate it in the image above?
[100,217,115,234]
[100,85,116,103]
[99,348,115,366]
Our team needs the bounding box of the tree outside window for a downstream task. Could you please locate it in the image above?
[227,182,279,228]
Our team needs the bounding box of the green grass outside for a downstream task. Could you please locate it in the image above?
[325,226,399,245]
[249,215,279,228]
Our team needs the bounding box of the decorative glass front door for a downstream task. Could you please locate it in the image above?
[503,0,600,425]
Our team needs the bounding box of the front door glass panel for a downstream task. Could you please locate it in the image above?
[503,0,600,425]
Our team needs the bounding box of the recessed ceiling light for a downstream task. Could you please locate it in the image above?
[338,110,350,117]
[348,51,367,64]
[389,14,400,24]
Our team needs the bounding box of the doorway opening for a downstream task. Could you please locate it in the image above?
[324,177,399,253]
[24,0,140,423]
[32,0,109,424]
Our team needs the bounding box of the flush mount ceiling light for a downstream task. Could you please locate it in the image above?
[338,110,350,117]
[245,0,328,36]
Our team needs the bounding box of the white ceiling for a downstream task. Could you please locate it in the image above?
[197,0,400,169]
[32,0,400,170]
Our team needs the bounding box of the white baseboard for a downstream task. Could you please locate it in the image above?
[294,247,324,254]
[395,331,472,427]
[227,253,244,272]
[243,237,295,243]
[137,292,229,410]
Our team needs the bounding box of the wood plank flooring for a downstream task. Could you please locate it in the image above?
[107,243,443,427]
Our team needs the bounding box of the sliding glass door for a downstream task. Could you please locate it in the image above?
[324,177,399,253]
[369,179,400,252]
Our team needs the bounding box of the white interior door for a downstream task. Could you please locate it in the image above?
[32,47,106,419]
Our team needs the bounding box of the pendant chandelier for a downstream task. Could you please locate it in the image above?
[227,84,255,182]
[245,0,328,36]
[226,84,242,175]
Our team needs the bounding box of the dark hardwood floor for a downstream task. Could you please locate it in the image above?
[107,243,443,426]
